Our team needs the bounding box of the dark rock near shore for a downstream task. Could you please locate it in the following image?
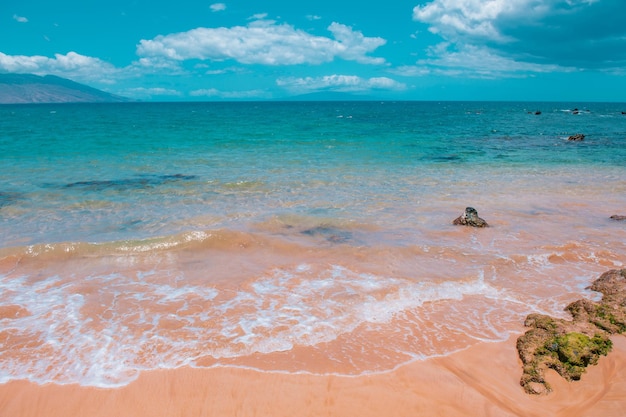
[301,225,352,243]
[610,215,626,221]
[453,207,489,227]
[567,134,585,141]
[517,269,626,395]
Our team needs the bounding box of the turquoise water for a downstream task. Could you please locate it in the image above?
[2,101,625,245]
[1,101,625,387]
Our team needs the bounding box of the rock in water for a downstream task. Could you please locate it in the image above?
[567,134,585,141]
[452,207,489,227]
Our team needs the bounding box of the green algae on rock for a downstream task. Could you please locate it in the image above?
[517,269,626,395]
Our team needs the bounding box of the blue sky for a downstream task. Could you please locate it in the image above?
[2,0,626,101]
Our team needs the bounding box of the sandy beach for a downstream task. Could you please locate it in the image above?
[2,334,625,417]
[2,102,625,417]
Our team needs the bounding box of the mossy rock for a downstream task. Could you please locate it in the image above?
[592,305,626,333]
[518,270,626,395]
[536,332,612,383]
[555,332,609,367]
[523,314,561,332]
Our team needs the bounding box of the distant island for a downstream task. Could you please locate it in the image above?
[0,73,129,104]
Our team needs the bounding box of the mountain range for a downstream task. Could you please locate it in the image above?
[0,74,128,104]
[0,73,386,104]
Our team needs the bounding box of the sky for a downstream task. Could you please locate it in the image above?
[2,0,626,101]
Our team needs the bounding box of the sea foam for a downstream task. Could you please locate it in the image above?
[0,263,520,387]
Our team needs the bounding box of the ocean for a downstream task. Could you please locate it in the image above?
[1,101,625,387]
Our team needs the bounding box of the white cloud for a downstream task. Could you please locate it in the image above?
[249,13,268,20]
[412,0,626,69]
[130,87,182,95]
[0,51,119,83]
[306,15,322,21]
[122,87,183,99]
[210,3,226,12]
[413,0,537,42]
[13,14,28,23]
[327,22,387,65]
[201,66,247,75]
[277,74,406,93]
[190,88,269,99]
[135,56,185,73]
[389,65,431,77]
[136,20,386,66]
[393,43,574,78]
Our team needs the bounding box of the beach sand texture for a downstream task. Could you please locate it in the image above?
[1,336,626,417]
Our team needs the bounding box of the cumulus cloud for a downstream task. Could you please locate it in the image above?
[390,65,432,77]
[136,20,386,66]
[327,23,387,65]
[201,66,248,75]
[392,43,575,78]
[13,14,28,23]
[134,56,185,73]
[0,51,119,82]
[413,0,527,41]
[126,87,182,96]
[210,3,226,12]
[249,13,268,20]
[276,74,406,93]
[413,0,595,42]
[413,0,626,69]
[190,88,269,99]
[118,87,183,100]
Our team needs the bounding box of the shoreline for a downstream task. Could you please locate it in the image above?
[2,335,626,417]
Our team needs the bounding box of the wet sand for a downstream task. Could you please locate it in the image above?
[2,334,625,417]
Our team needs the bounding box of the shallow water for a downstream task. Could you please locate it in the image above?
[1,101,625,387]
